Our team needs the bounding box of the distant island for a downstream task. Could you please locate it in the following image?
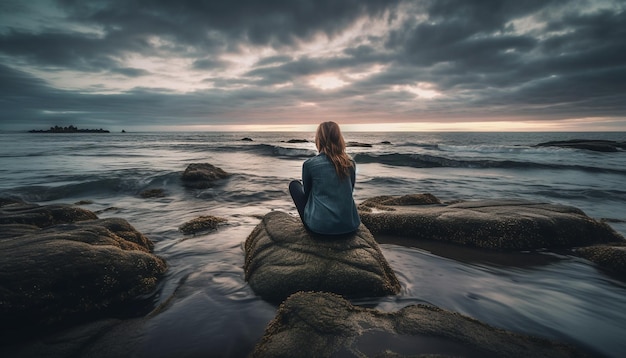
[29,125,110,133]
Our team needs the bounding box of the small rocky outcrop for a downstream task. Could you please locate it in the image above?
[346,141,372,147]
[359,195,624,250]
[576,244,626,278]
[181,163,230,189]
[283,139,309,143]
[241,137,254,141]
[0,199,98,227]
[139,188,166,198]
[179,215,227,235]
[0,200,167,328]
[359,193,442,212]
[244,211,400,303]
[535,139,626,152]
[252,291,586,358]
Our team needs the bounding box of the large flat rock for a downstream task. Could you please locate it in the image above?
[244,211,400,303]
[0,200,167,329]
[252,291,586,357]
[359,196,624,250]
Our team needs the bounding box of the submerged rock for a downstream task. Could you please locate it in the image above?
[0,200,98,227]
[284,139,309,143]
[359,195,624,250]
[139,188,166,198]
[359,193,442,212]
[181,163,230,189]
[535,139,626,152]
[179,215,227,235]
[252,291,586,358]
[576,244,626,278]
[244,211,400,303]
[346,141,372,147]
[0,201,166,329]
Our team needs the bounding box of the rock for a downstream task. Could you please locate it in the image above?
[284,139,309,143]
[535,139,626,152]
[359,193,442,212]
[252,291,586,358]
[244,211,400,303]
[576,244,626,278]
[179,215,227,235]
[346,141,372,147]
[181,163,230,189]
[359,196,624,250]
[241,137,253,141]
[0,202,167,329]
[139,188,166,198]
[379,140,392,145]
[0,200,98,227]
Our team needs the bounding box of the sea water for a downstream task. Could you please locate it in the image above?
[1,131,625,357]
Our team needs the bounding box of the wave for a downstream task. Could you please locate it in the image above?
[210,143,316,159]
[353,153,626,174]
[401,142,441,150]
[5,172,182,202]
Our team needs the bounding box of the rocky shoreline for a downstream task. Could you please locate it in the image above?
[0,198,166,335]
[2,162,625,356]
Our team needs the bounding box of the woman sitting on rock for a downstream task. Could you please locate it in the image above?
[289,121,361,235]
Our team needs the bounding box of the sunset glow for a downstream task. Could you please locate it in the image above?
[1,0,624,131]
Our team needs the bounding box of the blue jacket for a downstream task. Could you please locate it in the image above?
[302,153,361,235]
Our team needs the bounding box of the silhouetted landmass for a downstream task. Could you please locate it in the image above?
[29,125,110,133]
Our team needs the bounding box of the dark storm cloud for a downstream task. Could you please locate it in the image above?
[56,0,399,53]
[0,0,625,130]
[111,67,151,77]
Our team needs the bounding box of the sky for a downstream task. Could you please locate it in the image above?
[1,0,625,132]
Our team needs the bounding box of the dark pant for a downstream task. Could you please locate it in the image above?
[289,180,307,221]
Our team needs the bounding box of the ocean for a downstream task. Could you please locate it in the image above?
[1,131,625,357]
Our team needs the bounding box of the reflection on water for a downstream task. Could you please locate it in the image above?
[2,132,626,357]
[376,240,626,357]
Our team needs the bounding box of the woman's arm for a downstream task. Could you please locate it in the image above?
[302,162,312,200]
[350,162,356,191]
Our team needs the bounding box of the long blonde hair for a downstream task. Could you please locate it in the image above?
[315,121,353,179]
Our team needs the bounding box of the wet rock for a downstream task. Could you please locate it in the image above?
[359,193,442,212]
[359,196,624,250]
[181,163,230,189]
[535,139,626,152]
[0,200,98,227]
[244,211,400,303]
[346,141,372,147]
[283,139,309,143]
[241,137,254,141]
[140,188,166,198]
[0,202,167,329]
[252,291,585,358]
[179,215,227,235]
[576,245,626,278]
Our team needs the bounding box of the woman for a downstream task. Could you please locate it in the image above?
[289,121,361,235]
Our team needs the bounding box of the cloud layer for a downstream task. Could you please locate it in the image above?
[1,0,625,130]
